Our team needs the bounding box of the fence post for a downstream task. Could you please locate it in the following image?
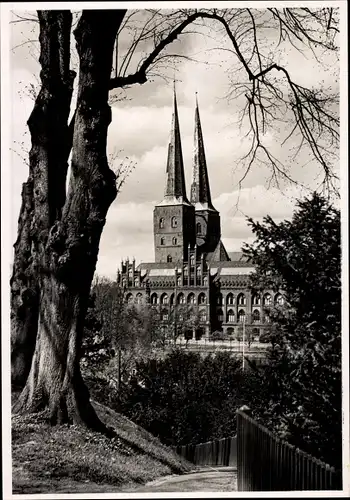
[175,411,341,492]
[234,408,341,492]
[237,410,243,491]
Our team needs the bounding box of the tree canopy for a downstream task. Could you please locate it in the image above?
[8,7,341,434]
[243,192,341,469]
[12,7,339,190]
[117,349,246,446]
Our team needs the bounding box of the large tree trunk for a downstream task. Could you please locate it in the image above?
[11,178,38,388]
[13,10,126,428]
[11,11,75,388]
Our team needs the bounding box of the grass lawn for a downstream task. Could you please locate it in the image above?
[12,400,194,494]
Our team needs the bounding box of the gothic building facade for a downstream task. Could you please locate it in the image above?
[117,91,283,339]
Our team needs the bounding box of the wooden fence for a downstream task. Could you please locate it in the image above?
[236,409,342,491]
[174,436,237,467]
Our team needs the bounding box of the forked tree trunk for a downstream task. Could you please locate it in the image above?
[11,178,39,388]
[13,10,126,428]
[11,11,75,388]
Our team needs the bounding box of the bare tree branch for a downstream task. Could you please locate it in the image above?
[14,7,339,197]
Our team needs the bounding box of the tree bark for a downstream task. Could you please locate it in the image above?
[11,10,75,388]
[13,10,126,429]
[11,179,39,388]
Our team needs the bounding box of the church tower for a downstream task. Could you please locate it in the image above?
[190,95,221,254]
[153,89,195,263]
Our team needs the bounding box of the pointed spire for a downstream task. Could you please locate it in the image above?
[161,86,190,205]
[191,94,216,211]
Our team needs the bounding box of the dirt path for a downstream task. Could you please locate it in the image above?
[13,466,237,494]
[123,467,237,493]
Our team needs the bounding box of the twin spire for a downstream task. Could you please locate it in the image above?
[161,88,216,211]
[191,94,215,211]
[163,90,190,204]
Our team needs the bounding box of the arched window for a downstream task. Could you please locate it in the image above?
[237,293,246,306]
[167,255,172,263]
[252,294,261,305]
[161,309,169,321]
[227,293,234,305]
[122,278,126,287]
[196,222,202,234]
[199,309,207,322]
[203,276,208,286]
[275,293,284,305]
[187,293,196,305]
[263,293,272,306]
[217,293,223,305]
[227,309,235,322]
[170,294,175,306]
[159,218,164,228]
[196,265,201,275]
[135,293,143,304]
[238,309,246,322]
[198,293,207,304]
[253,309,260,323]
[177,276,181,286]
[160,237,165,246]
[126,293,133,305]
[227,327,234,335]
[161,293,168,305]
[177,293,185,305]
[217,309,224,322]
[171,216,178,228]
[252,327,260,337]
[172,237,177,245]
[190,255,195,266]
[151,293,158,305]
[134,277,139,287]
[184,266,188,276]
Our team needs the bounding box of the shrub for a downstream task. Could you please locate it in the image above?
[115,349,246,446]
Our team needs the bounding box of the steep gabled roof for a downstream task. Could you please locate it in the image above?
[137,262,177,271]
[209,260,256,284]
[136,261,179,279]
[227,251,250,262]
[208,239,230,263]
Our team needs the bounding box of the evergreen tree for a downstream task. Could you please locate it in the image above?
[243,192,341,469]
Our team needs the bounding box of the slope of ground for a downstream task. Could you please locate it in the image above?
[12,400,194,494]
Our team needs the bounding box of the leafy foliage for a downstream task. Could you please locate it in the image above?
[81,277,166,404]
[81,293,107,366]
[242,192,341,469]
[160,304,202,344]
[116,349,248,447]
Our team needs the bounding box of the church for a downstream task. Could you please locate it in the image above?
[117,91,282,340]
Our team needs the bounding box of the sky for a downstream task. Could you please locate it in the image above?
[8,5,341,279]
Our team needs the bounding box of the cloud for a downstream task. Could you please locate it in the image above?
[213,185,306,247]
[8,9,340,280]
[95,184,306,277]
[96,200,155,277]
[10,68,35,243]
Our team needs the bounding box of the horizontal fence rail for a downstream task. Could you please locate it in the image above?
[236,409,342,491]
[174,436,237,468]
